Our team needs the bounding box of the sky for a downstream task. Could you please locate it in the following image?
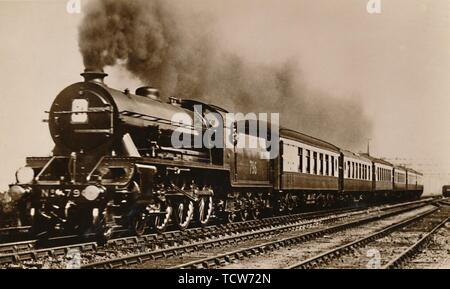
[0,0,449,194]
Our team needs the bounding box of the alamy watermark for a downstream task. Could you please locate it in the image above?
[65,248,81,269]
[66,0,81,14]
[366,248,381,269]
[171,105,280,159]
[367,0,382,14]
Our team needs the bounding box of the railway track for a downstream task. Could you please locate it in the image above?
[0,205,369,268]
[0,206,358,254]
[400,201,450,269]
[286,206,448,269]
[168,203,435,269]
[0,226,31,243]
[84,199,435,269]
[383,215,449,269]
[0,197,438,269]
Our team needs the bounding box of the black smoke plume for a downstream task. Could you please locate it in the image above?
[78,0,372,150]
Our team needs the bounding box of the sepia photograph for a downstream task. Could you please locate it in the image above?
[0,0,449,278]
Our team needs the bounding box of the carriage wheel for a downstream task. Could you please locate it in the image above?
[175,200,194,230]
[198,196,214,227]
[250,206,262,220]
[248,193,263,220]
[239,207,250,221]
[154,206,172,233]
[286,193,295,213]
[250,201,263,220]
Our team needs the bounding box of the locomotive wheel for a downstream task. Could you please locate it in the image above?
[175,200,194,230]
[130,211,148,236]
[198,196,214,226]
[154,206,172,233]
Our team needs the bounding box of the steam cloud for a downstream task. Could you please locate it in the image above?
[78,0,372,150]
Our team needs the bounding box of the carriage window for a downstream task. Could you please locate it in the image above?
[331,156,335,176]
[348,161,351,178]
[306,150,311,174]
[319,153,323,175]
[325,155,329,176]
[71,99,89,124]
[313,152,317,175]
[298,148,303,173]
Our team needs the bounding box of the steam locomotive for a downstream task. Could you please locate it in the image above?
[1,70,423,239]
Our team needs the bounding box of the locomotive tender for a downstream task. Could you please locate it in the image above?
[2,70,424,238]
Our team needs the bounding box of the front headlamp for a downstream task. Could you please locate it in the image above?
[82,185,102,201]
[15,167,35,184]
[8,185,27,201]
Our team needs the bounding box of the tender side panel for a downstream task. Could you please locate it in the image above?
[231,133,271,187]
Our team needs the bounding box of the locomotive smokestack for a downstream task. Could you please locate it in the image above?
[81,69,108,83]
